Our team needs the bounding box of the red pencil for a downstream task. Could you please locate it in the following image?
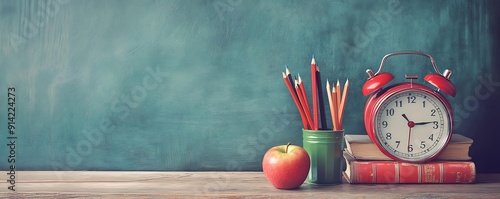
[298,74,311,121]
[296,79,313,129]
[283,72,308,129]
[285,65,296,96]
[311,55,318,130]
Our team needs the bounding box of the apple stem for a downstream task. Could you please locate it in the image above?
[286,142,291,153]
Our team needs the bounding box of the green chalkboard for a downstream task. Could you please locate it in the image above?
[0,0,499,172]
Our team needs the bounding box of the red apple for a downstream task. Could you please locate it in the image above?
[262,142,310,189]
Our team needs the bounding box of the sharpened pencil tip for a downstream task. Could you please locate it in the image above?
[311,56,316,65]
[285,66,292,75]
[282,72,286,78]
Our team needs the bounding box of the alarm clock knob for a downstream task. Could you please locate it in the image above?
[362,70,394,96]
[424,70,456,97]
[443,69,452,79]
[366,69,376,78]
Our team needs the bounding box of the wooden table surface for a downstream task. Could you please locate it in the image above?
[1,171,500,198]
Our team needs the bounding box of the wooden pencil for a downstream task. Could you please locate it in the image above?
[326,80,336,131]
[316,66,327,130]
[336,79,341,116]
[282,72,308,129]
[285,65,295,95]
[331,85,340,130]
[311,56,318,130]
[298,74,311,123]
[295,79,313,129]
[282,59,348,131]
[338,79,349,130]
[285,65,299,104]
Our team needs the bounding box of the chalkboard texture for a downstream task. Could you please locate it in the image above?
[0,0,499,172]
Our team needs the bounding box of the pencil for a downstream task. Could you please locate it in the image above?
[326,80,336,131]
[285,65,295,94]
[332,85,340,130]
[338,79,349,130]
[295,79,313,129]
[316,66,327,130]
[283,72,308,129]
[298,74,311,123]
[336,79,341,116]
[285,65,298,103]
[311,55,318,130]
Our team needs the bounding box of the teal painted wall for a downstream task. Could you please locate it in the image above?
[1,0,499,172]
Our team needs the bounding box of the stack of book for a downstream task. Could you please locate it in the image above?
[343,134,475,184]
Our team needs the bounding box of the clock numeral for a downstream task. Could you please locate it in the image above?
[395,140,400,148]
[407,96,416,103]
[420,141,426,149]
[395,100,403,107]
[386,108,395,116]
[433,121,439,129]
[430,109,436,116]
[386,132,392,140]
[428,134,434,141]
[408,145,413,152]
[422,101,426,108]
[382,121,388,128]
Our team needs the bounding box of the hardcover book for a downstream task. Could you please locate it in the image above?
[344,134,473,161]
[343,151,476,184]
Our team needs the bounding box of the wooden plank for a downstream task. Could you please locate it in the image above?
[1,172,500,198]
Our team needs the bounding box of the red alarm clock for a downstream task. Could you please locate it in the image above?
[362,51,456,163]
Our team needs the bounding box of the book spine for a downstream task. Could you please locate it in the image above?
[349,161,475,184]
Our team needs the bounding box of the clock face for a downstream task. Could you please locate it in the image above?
[374,89,451,161]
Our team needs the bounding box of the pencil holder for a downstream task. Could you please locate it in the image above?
[302,129,344,184]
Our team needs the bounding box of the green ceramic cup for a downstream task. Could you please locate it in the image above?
[302,129,344,184]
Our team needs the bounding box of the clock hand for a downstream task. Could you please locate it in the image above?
[402,113,414,152]
[401,114,410,122]
[402,114,415,128]
[414,121,437,125]
[407,126,412,152]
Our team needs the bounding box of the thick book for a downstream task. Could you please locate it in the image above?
[343,151,476,184]
[344,134,473,161]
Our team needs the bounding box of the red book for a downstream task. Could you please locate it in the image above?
[343,151,476,184]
